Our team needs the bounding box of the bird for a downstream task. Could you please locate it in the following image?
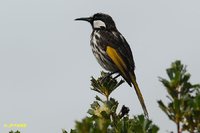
[75,13,148,117]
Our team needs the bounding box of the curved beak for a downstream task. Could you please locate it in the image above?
[75,17,92,23]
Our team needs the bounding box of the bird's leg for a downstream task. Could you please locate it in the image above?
[106,71,116,77]
[101,71,117,82]
[113,74,120,79]
[107,73,121,86]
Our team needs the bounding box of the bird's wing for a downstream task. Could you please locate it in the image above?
[98,31,133,85]
[100,31,135,77]
[101,31,148,117]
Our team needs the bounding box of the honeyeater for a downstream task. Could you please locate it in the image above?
[75,13,148,117]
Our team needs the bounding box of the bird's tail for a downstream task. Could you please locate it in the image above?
[130,73,148,117]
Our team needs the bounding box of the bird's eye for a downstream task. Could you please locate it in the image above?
[93,20,106,29]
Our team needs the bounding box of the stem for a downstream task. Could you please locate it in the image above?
[177,122,181,133]
[176,85,182,133]
[106,94,109,101]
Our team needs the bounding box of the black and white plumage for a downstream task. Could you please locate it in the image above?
[75,13,148,117]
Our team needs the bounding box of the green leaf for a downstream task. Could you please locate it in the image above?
[90,71,124,99]
[87,109,94,115]
[9,131,20,133]
[158,60,200,132]
[62,129,68,133]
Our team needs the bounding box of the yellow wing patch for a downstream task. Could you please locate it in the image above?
[106,46,127,76]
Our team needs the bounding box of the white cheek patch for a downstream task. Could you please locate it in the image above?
[93,20,106,28]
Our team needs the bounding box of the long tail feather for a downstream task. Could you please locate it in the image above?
[130,74,148,117]
[106,46,148,117]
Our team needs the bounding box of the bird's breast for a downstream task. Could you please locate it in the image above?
[90,30,117,72]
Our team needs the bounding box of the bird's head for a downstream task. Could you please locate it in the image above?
[75,13,117,31]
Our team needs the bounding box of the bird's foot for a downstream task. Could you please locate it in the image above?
[100,71,117,83]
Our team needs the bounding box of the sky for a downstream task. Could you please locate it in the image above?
[0,0,200,133]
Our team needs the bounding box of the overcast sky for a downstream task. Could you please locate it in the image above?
[0,0,200,133]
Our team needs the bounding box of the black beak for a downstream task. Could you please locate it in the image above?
[75,17,92,23]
